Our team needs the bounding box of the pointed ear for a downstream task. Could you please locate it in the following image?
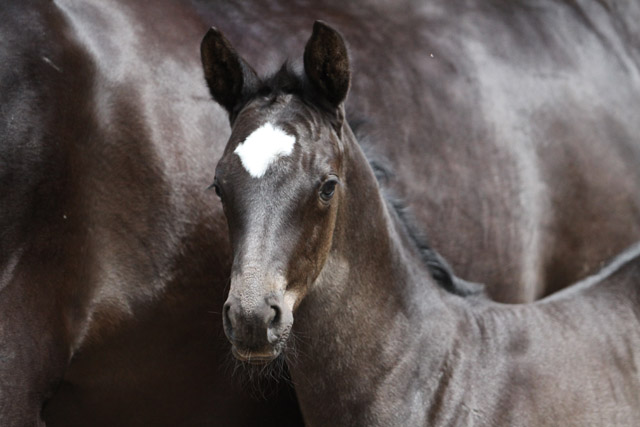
[303,21,350,108]
[200,27,259,117]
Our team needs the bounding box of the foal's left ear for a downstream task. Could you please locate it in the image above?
[303,21,351,108]
[201,27,259,119]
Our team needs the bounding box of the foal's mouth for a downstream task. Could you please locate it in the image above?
[231,346,281,365]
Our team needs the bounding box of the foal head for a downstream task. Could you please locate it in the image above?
[201,22,353,363]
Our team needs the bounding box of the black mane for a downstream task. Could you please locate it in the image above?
[354,123,484,298]
[247,63,340,117]
[385,193,485,297]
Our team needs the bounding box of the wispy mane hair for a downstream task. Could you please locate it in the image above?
[355,127,485,298]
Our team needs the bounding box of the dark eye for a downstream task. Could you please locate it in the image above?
[210,178,223,200]
[319,177,339,202]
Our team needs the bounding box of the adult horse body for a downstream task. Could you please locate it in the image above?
[205,22,640,426]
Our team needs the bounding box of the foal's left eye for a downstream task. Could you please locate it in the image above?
[210,178,223,200]
[319,177,339,202]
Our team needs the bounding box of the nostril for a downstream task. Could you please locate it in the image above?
[222,302,234,340]
[269,305,281,327]
[223,303,231,323]
[266,305,282,344]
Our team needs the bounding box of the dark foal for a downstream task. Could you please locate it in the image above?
[203,22,640,426]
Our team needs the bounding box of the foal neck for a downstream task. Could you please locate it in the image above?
[320,127,454,309]
[290,129,463,425]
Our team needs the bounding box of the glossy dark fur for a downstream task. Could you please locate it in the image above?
[207,21,640,426]
[3,0,640,425]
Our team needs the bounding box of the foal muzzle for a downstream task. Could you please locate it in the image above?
[223,292,291,363]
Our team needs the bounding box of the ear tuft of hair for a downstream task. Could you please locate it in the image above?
[200,27,259,117]
[303,21,351,108]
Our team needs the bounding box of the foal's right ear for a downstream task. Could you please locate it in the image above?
[200,27,259,118]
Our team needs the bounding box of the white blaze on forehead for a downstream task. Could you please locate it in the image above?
[234,123,297,178]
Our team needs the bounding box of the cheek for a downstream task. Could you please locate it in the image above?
[284,205,338,303]
[303,205,338,271]
[313,207,338,264]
